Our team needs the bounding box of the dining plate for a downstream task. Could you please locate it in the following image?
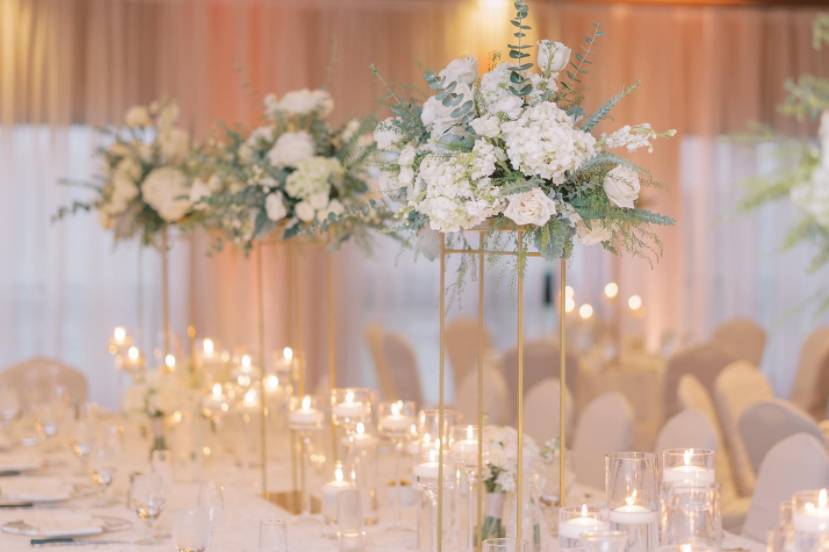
[0,476,73,504]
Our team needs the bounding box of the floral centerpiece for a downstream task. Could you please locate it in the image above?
[373,0,674,260]
[197,89,385,251]
[739,15,829,312]
[122,368,190,454]
[54,101,203,247]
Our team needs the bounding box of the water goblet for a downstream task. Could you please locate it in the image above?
[198,481,225,531]
[172,508,211,552]
[89,445,117,506]
[131,472,167,544]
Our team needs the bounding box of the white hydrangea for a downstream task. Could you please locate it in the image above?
[373,117,405,150]
[284,156,344,200]
[503,188,558,226]
[603,165,640,209]
[501,101,596,184]
[421,83,474,136]
[266,89,334,119]
[526,73,557,105]
[294,200,316,222]
[267,131,315,168]
[439,56,478,86]
[791,166,829,228]
[470,115,501,139]
[483,425,539,493]
[603,123,664,153]
[479,63,523,119]
[265,192,288,222]
[142,167,192,222]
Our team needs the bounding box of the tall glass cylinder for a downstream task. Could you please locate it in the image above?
[559,505,609,549]
[450,425,479,552]
[379,400,417,531]
[660,449,715,486]
[659,483,721,549]
[792,489,829,552]
[606,452,658,552]
[415,446,455,552]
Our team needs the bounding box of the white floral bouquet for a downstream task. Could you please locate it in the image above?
[739,16,829,312]
[54,101,204,247]
[196,89,385,250]
[122,368,193,452]
[373,1,674,260]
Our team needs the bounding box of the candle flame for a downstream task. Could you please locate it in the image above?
[241,354,252,371]
[264,374,279,393]
[625,489,638,507]
[203,338,215,355]
[820,489,828,508]
[334,463,344,482]
[580,504,589,518]
[466,425,475,441]
[604,282,619,299]
[356,422,365,435]
[164,354,176,370]
[127,346,140,361]
[391,401,402,416]
[243,388,257,406]
[578,304,594,320]
[283,347,293,362]
[113,326,127,343]
[211,383,222,400]
[345,390,355,404]
[683,449,693,466]
[301,395,311,410]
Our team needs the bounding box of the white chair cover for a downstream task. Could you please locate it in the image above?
[664,342,737,418]
[446,317,493,392]
[524,377,574,447]
[499,339,579,407]
[654,409,718,453]
[714,361,774,496]
[0,356,88,406]
[739,398,828,473]
[742,433,829,542]
[790,327,829,419]
[571,391,633,489]
[381,330,423,406]
[711,318,767,367]
[676,374,748,526]
[454,359,511,426]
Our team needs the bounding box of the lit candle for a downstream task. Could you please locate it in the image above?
[609,490,658,525]
[350,422,378,451]
[559,505,610,540]
[628,294,643,312]
[414,447,441,482]
[322,463,355,522]
[264,374,280,394]
[604,282,619,299]
[793,489,829,533]
[211,383,223,401]
[662,449,715,485]
[289,396,324,428]
[579,303,594,320]
[379,401,414,434]
[242,388,259,410]
[450,426,478,467]
[113,326,128,345]
[333,390,370,419]
[164,354,176,371]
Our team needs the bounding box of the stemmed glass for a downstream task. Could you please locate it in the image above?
[89,444,118,506]
[172,508,211,552]
[378,400,416,532]
[288,395,325,520]
[131,472,167,544]
[198,481,225,535]
[259,519,288,552]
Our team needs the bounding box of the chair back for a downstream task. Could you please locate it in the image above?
[524,377,574,446]
[0,356,88,406]
[739,398,827,473]
[364,324,395,400]
[790,327,829,419]
[664,342,736,418]
[655,409,718,453]
[711,318,766,367]
[455,362,511,426]
[713,361,774,496]
[572,391,634,489]
[742,433,829,542]
[446,317,492,391]
[499,339,579,407]
[382,331,423,405]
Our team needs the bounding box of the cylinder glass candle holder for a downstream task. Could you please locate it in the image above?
[346,422,379,525]
[580,530,628,552]
[792,489,829,552]
[379,400,416,438]
[331,388,373,430]
[483,537,528,552]
[337,488,366,552]
[415,445,454,552]
[660,449,715,486]
[418,408,462,450]
[559,505,610,549]
[659,483,721,549]
[606,452,658,552]
[323,461,355,537]
[288,395,325,431]
[449,425,479,551]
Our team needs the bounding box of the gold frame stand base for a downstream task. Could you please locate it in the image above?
[265,491,321,515]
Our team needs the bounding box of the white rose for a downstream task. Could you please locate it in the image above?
[578,220,612,245]
[317,199,344,222]
[537,40,571,74]
[142,167,192,222]
[398,144,417,167]
[470,115,501,138]
[503,188,557,226]
[603,165,640,209]
[373,118,404,150]
[308,192,329,210]
[421,83,474,136]
[294,201,315,222]
[159,128,189,162]
[125,106,150,127]
[265,192,288,222]
[267,131,315,168]
[439,56,478,86]
[189,177,213,206]
[277,89,334,118]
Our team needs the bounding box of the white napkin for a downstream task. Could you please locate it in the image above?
[0,451,42,472]
[2,511,103,537]
[0,477,73,501]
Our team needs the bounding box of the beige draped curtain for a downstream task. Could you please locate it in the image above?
[2,0,827,392]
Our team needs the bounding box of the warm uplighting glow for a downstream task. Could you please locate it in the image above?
[282,347,293,362]
[203,338,215,356]
[604,282,619,299]
[113,326,127,344]
[565,297,576,313]
[628,294,643,311]
[164,354,176,370]
[211,383,222,400]
[264,374,279,393]
[127,346,140,362]
[578,304,594,320]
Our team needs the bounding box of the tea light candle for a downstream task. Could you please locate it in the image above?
[559,505,609,540]
[793,489,829,533]
[350,422,377,451]
[290,396,324,428]
[322,463,354,521]
[333,390,370,419]
[242,388,259,410]
[275,347,295,373]
[662,449,715,485]
[609,492,658,525]
[124,346,144,372]
[379,401,414,434]
[414,448,441,483]
[450,426,478,467]
[264,374,280,394]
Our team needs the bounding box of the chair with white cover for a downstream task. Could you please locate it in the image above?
[0,356,88,406]
[714,361,775,496]
[571,391,634,489]
[499,339,579,409]
[381,330,424,406]
[524,378,574,446]
[742,433,829,542]
[711,318,766,367]
[790,327,829,419]
[454,361,511,426]
[654,409,718,453]
[364,324,394,400]
[664,343,737,418]
[446,317,493,392]
[738,398,828,473]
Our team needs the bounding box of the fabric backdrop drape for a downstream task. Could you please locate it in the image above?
[2,0,828,403]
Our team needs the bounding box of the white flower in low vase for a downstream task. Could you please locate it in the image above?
[122,368,188,455]
[372,0,675,263]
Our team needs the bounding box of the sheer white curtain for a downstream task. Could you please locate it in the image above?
[0,125,188,408]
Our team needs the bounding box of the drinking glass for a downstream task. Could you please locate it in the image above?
[659,483,721,549]
[337,488,365,552]
[131,472,167,544]
[172,508,211,552]
[378,400,416,532]
[483,537,527,552]
[89,445,117,506]
[258,519,288,552]
[606,452,658,552]
[198,481,225,528]
[151,448,174,486]
[579,530,628,552]
[70,418,95,470]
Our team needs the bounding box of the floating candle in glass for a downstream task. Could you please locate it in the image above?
[661,449,715,486]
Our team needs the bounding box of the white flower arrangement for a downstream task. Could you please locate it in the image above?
[54,101,202,246]
[483,425,539,494]
[195,89,384,250]
[372,1,675,260]
[122,369,187,419]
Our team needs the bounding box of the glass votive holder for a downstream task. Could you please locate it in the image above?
[580,530,628,552]
[660,449,715,486]
[322,462,355,537]
[606,452,658,552]
[659,483,721,549]
[418,408,462,447]
[172,508,211,552]
[559,505,610,549]
[378,400,416,438]
[288,395,325,432]
[483,537,528,552]
[337,488,366,552]
[258,518,287,552]
[792,489,829,552]
[449,424,479,470]
[331,388,373,429]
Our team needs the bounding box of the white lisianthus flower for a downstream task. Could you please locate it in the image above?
[294,200,316,222]
[537,40,571,75]
[791,166,829,228]
[503,188,557,226]
[265,192,288,222]
[421,83,474,136]
[373,117,405,150]
[317,199,345,222]
[470,115,501,138]
[142,167,192,222]
[470,139,502,180]
[125,106,150,127]
[107,157,142,213]
[577,219,612,245]
[273,89,334,118]
[603,165,640,209]
[159,128,189,161]
[267,131,315,168]
[439,56,478,86]
[479,63,523,119]
[285,156,343,199]
[501,101,596,184]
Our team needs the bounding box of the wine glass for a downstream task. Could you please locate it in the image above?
[69,419,95,471]
[89,445,117,506]
[172,508,211,552]
[131,472,166,544]
[258,519,287,552]
[198,481,225,530]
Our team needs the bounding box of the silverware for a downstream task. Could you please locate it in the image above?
[30,536,144,546]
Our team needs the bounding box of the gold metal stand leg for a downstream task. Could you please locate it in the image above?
[476,232,485,552]
[255,244,269,499]
[327,251,338,462]
[559,259,567,506]
[437,235,447,552]
[516,232,526,549]
[161,228,171,356]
